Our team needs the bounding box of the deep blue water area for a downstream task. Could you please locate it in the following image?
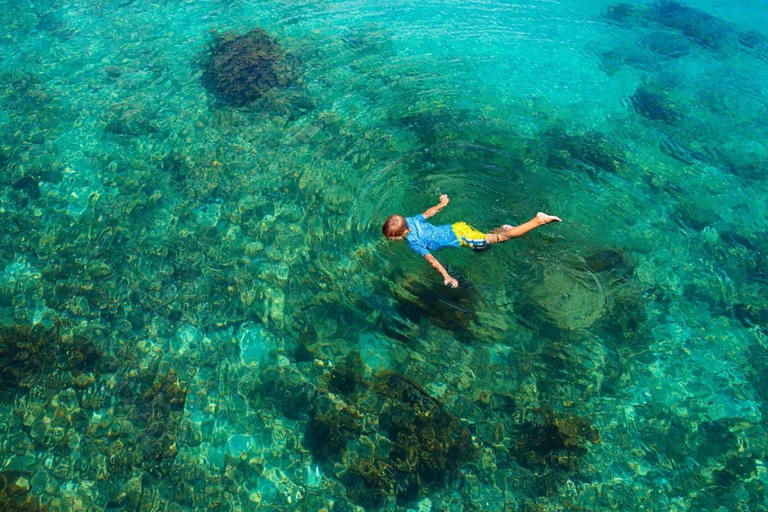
[2,0,768,510]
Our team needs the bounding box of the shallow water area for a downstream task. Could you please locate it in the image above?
[2,0,768,510]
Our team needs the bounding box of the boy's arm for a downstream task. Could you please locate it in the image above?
[424,253,458,288]
[422,194,450,219]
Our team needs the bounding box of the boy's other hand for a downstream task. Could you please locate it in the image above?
[444,276,458,288]
[439,194,449,206]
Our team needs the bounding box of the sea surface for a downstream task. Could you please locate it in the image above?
[1,0,768,510]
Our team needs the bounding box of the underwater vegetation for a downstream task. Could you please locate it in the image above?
[537,125,627,178]
[375,372,476,485]
[602,0,767,59]
[601,3,648,28]
[739,30,768,62]
[0,325,101,402]
[650,0,735,51]
[201,28,300,106]
[512,408,600,473]
[297,358,478,508]
[639,30,692,59]
[659,136,706,165]
[630,87,681,124]
[0,326,57,401]
[390,274,481,338]
[515,248,646,343]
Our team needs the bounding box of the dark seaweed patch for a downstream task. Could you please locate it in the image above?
[659,137,706,165]
[126,369,189,475]
[630,87,681,124]
[201,28,300,107]
[391,274,480,336]
[585,249,634,278]
[739,30,768,49]
[0,326,57,401]
[602,3,647,27]
[12,176,41,199]
[541,126,627,177]
[651,0,735,50]
[36,11,65,32]
[511,409,599,495]
[304,368,477,508]
[0,471,45,512]
[639,30,692,59]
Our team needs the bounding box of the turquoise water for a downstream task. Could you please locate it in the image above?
[2,0,768,509]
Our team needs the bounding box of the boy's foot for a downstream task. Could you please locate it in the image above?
[536,212,562,224]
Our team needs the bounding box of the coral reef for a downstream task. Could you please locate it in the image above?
[201,28,299,106]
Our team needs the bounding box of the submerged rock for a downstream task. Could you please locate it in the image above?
[201,28,299,106]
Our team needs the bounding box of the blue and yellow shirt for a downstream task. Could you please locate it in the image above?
[405,214,488,256]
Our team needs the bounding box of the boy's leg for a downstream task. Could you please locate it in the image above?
[486,213,561,244]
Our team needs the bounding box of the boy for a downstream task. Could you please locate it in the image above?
[382,194,561,288]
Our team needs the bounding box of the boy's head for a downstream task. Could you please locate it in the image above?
[383,214,408,240]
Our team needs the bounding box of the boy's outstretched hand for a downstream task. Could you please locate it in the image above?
[444,276,458,288]
[439,194,450,206]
